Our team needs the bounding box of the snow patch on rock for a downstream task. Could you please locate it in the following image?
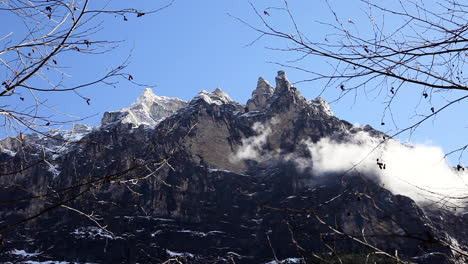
[9,249,41,258]
[166,249,194,258]
[51,124,93,142]
[71,226,115,240]
[46,162,61,178]
[1,148,16,156]
[265,258,303,264]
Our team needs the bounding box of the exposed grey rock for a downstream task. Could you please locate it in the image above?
[275,70,292,92]
[246,77,274,111]
[308,97,334,116]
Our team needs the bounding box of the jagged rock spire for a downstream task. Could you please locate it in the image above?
[275,70,292,92]
[246,77,275,111]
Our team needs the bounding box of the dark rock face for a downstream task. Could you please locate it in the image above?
[0,72,466,264]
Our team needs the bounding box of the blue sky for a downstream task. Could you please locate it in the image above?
[1,0,465,163]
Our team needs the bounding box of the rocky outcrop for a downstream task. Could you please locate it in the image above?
[246,77,274,111]
[308,97,334,116]
[275,70,292,92]
[0,71,466,264]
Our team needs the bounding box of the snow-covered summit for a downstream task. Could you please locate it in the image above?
[191,88,236,106]
[101,88,187,128]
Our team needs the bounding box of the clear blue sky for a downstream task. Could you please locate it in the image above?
[1,0,465,163]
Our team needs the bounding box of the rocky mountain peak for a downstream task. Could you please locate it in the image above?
[246,77,275,111]
[213,87,233,101]
[275,70,292,92]
[136,87,158,102]
[191,88,236,106]
[309,97,334,116]
[264,70,310,114]
[255,77,274,93]
[101,88,187,128]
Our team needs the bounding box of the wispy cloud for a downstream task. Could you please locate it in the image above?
[231,117,278,162]
[301,131,468,209]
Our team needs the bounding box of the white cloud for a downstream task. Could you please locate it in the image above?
[231,118,278,163]
[301,131,468,209]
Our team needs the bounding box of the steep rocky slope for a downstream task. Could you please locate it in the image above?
[0,71,466,264]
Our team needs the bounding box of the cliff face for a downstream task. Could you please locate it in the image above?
[0,72,466,264]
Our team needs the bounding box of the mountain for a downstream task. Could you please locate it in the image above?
[0,71,467,264]
[101,88,187,128]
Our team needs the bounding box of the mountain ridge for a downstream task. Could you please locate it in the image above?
[0,71,466,264]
